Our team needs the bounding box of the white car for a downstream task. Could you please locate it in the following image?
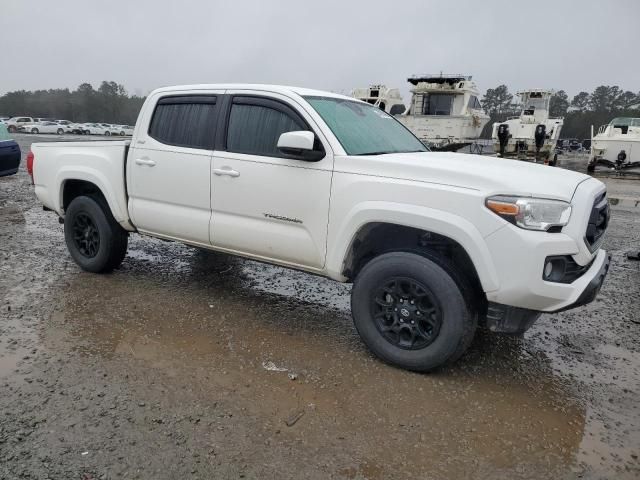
[28,84,611,372]
[62,123,88,135]
[24,121,66,135]
[82,123,111,135]
[5,116,35,133]
[111,125,134,136]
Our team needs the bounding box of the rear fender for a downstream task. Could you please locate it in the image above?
[56,166,133,230]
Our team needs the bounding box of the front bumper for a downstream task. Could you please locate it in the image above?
[553,252,610,312]
[486,252,611,333]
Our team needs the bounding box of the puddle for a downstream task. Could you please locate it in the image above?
[40,254,592,478]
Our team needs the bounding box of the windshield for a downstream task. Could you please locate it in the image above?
[304,96,428,155]
[610,117,640,127]
[0,124,11,141]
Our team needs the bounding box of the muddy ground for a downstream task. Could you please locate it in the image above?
[1,134,639,480]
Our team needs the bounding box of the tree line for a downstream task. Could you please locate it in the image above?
[1,81,638,140]
[481,85,640,139]
[0,81,145,125]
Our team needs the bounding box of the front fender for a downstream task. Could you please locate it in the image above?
[325,201,500,292]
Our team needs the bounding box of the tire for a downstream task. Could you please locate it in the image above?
[31,128,39,134]
[120,131,125,136]
[351,252,476,372]
[64,195,128,273]
[550,153,558,167]
[8,126,16,133]
[105,131,111,136]
[57,128,64,135]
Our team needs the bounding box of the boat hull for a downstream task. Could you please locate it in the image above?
[397,114,489,151]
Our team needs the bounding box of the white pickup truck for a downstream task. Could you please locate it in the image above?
[29,84,611,371]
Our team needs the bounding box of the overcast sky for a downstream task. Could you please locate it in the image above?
[2,0,639,100]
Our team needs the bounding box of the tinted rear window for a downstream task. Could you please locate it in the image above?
[149,96,217,149]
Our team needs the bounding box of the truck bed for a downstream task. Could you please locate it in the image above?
[32,140,133,229]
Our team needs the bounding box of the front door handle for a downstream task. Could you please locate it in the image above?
[135,158,156,167]
[213,167,240,178]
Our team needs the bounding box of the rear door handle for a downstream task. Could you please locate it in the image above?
[213,167,240,178]
[135,158,156,167]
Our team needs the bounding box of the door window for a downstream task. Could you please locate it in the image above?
[148,96,217,149]
[226,98,306,158]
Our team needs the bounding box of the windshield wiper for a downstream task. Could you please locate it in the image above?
[354,151,393,156]
[354,150,426,156]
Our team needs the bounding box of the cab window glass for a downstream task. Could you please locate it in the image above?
[227,102,304,157]
[148,96,217,149]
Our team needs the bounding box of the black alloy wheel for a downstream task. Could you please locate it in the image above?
[372,277,442,350]
[72,212,100,258]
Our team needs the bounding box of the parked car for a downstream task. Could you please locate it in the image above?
[0,123,21,176]
[5,116,35,133]
[61,123,87,135]
[23,121,66,134]
[82,123,111,135]
[29,84,611,372]
[121,125,134,136]
[111,124,134,136]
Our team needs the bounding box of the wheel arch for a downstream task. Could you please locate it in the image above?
[56,169,133,230]
[326,203,500,293]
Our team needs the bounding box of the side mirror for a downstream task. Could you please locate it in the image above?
[277,131,325,161]
[278,131,314,152]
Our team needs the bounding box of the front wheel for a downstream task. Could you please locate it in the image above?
[105,131,111,136]
[31,128,39,134]
[351,252,476,372]
[57,128,64,135]
[64,195,128,273]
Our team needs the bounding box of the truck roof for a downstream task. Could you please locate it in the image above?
[150,84,352,101]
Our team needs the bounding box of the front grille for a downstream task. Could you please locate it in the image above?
[584,192,609,252]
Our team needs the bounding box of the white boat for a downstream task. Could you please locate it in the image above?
[491,89,563,165]
[349,85,407,115]
[588,117,640,172]
[352,74,490,151]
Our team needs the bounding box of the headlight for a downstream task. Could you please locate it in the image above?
[486,195,572,231]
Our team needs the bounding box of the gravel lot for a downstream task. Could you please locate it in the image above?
[1,134,639,479]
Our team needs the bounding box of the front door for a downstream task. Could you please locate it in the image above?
[128,93,221,245]
[211,94,333,269]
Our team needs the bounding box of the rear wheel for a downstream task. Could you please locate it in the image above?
[8,125,16,133]
[105,131,111,136]
[57,128,64,135]
[351,252,476,372]
[64,195,128,273]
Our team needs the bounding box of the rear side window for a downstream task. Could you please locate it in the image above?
[148,95,217,149]
[226,97,306,157]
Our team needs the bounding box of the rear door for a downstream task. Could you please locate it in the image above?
[127,92,221,244]
[210,92,333,269]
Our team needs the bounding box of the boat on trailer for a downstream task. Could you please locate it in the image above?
[588,117,640,173]
[492,89,563,165]
[352,74,489,151]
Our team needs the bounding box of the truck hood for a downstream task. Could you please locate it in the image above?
[337,152,590,202]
